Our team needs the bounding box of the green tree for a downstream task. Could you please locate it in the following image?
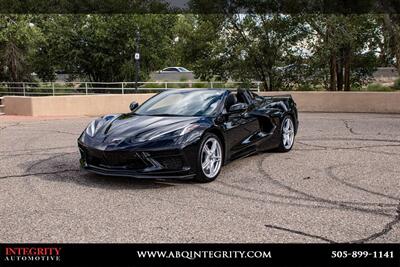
[33,14,178,82]
[172,14,227,81]
[381,14,400,75]
[0,15,42,83]
[0,12,389,92]
[174,14,307,90]
[306,14,380,90]
[223,14,308,90]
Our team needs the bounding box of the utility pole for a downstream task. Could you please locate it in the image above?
[134,30,140,92]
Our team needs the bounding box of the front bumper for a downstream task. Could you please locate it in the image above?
[78,142,198,179]
[81,164,195,179]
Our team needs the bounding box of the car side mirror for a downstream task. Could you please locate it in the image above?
[229,103,248,114]
[129,101,139,111]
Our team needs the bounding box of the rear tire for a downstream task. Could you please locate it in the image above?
[194,133,223,183]
[277,116,295,152]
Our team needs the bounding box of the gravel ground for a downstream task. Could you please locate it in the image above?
[0,113,399,243]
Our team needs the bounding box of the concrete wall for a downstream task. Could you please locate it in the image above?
[4,94,153,116]
[4,91,400,116]
[259,91,400,113]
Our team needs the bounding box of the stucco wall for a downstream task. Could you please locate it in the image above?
[4,94,153,116]
[259,91,400,113]
[4,91,400,116]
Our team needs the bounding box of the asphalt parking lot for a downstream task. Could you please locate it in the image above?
[0,113,399,243]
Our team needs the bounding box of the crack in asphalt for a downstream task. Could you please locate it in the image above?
[17,129,79,136]
[264,224,336,243]
[257,157,394,217]
[257,154,400,243]
[21,153,78,201]
[265,203,400,243]
[296,137,400,156]
[299,137,400,143]
[297,140,400,151]
[25,152,76,173]
[342,120,359,135]
[297,137,400,157]
[326,165,400,201]
[0,150,77,159]
[351,202,400,243]
[196,163,394,220]
[52,130,78,136]
[217,180,397,208]
[196,183,387,215]
[0,146,76,154]
[359,148,400,157]
[0,122,21,132]
[0,169,80,180]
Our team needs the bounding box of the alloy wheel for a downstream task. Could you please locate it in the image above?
[201,137,222,178]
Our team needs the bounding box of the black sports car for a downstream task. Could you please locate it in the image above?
[78,89,298,182]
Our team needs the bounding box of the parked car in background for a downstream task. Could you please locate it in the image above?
[151,67,194,81]
[159,67,191,73]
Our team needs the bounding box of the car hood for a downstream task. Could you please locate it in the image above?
[91,113,200,144]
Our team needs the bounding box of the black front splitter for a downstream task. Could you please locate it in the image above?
[82,165,196,179]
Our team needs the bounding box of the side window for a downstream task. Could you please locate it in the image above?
[163,68,177,72]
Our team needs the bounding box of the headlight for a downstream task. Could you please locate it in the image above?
[85,120,97,137]
[83,115,116,138]
[85,119,105,137]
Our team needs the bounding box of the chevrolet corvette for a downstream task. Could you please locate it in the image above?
[78,89,298,182]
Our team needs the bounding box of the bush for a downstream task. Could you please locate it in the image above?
[192,82,209,88]
[393,78,400,90]
[366,83,393,92]
[141,82,165,89]
[296,84,315,91]
[166,82,188,88]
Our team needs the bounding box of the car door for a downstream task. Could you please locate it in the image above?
[222,92,260,160]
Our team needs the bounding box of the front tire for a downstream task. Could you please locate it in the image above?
[277,116,295,152]
[194,133,223,183]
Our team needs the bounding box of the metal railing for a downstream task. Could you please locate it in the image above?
[0,81,262,96]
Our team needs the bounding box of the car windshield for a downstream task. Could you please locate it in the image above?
[135,90,225,116]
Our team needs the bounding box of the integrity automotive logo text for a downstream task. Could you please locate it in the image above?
[3,247,62,262]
